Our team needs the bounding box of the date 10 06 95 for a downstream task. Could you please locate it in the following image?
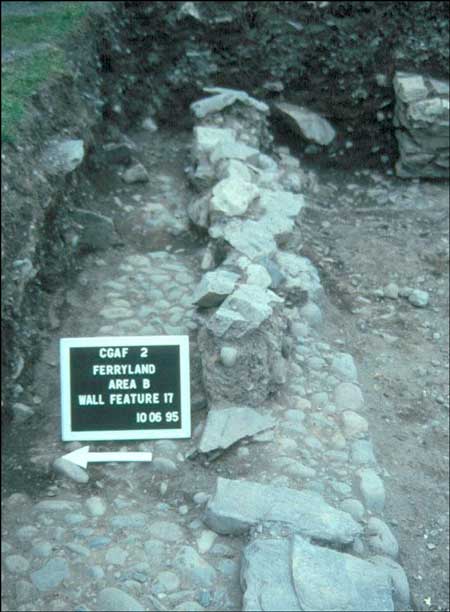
[136,411,179,424]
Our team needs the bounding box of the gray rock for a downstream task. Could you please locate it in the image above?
[357,468,385,513]
[384,282,399,299]
[34,500,81,513]
[367,517,399,558]
[31,558,70,592]
[122,162,149,183]
[154,570,180,593]
[258,257,285,289]
[275,252,321,297]
[11,402,34,422]
[408,289,429,307]
[4,555,30,574]
[274,102,336,146]
[299,302,322,327]
[332,353,358,382]
[72,209,117,252]
[340,499,365,522]
[291,535,394,611]
[369,556,410,608]
[174,545,216,588]
[223,219,277,260]
[101,142,133,165]
[105,546,128,565]
[31,541,53,558]
[141,116,158,131]
[16,525,39,541]
[85,496,107,517]
[220,346,238,367]
[334,383,364,412]
[148,521,185,542]
[210,141,260,165]
[351,439,377,466]
[191,88,268,119]
[96,587,144,611]
[206,284,282,338]
[204,477,361,544]
[110,513,147,529]
[241,538,300,611]
[245,263,272,288]
[192,270,240,308]
[41,139,84,175]
[52,457,89,484]
[342,411,369,439]
[210,177,259,217]
[153,457,177,474]
[198,407,275,454]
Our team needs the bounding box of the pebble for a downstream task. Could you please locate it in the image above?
[86,496,107,517]
[408,289,429,307]
[110,514,147,530]
[11,402,34,422]
[154,570,180,593]
[220,346,238,367]
[148,521,184,542]
[96,587,144,611]
[31,542,53,558]
[52,458,89,484]
[334,382,364,413]
[31,558,70,592]
[16,526,39,541]
[193,492,211,505]
[384,283,399,299]
[196,529,217,554]
[153,457,177,474]
[105,546,128,565]
[4,555,30,574]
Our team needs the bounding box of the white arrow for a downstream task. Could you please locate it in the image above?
[62,446,153,469]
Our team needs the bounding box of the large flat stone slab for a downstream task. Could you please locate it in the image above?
[204,478,362,544]
[241,538,299,611]
[191,87,268,119]
[274,102,336,146]
[291,535,394,611]
[198,407,275,454]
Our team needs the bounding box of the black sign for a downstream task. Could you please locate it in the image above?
[60,336,190,441]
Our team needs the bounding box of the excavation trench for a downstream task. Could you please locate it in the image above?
[1,3,449,612]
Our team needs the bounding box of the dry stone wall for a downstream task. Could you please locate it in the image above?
[394,72,450,178]
[186,88,411,610]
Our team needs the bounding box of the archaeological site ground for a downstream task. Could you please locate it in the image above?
[1,2,449,611]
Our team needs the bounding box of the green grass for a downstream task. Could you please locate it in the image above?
[1,2,88,143]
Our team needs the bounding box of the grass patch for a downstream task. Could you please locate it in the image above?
[1,2,88,143]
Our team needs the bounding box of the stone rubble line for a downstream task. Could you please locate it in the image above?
[185,87,411,611]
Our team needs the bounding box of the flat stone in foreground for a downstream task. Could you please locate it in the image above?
[291,536,394,611]
[204,477,362,544]
[198,407,275,454]
[241,538,299,611]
